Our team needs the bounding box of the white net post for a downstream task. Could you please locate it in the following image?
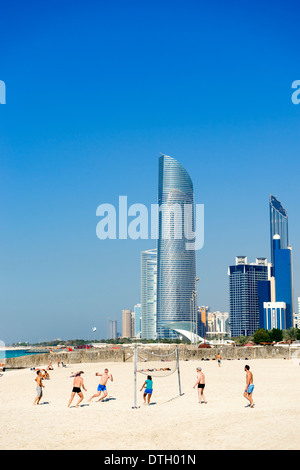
[176,346,182,396]
[133,343,137,408]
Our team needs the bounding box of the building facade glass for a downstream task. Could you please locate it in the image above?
[107,319,117,340]
[156,155,196,339]
[269,195,289,265]
[273,244,293,329]
[141,248,157,340]
[134,304,142,338]
[228,257,268,337]
[269,196,294,329]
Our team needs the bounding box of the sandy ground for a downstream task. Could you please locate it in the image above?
[0,357,299,450]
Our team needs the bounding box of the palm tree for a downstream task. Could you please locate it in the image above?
[283,327,298,342]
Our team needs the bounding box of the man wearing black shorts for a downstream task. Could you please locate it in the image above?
[193,367,207,404]
[68,371,87,408]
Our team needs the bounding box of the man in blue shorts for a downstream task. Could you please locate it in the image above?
[89,368,113,403]
[243,365,255,408]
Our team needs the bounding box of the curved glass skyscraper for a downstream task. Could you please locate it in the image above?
[156,155,197,339]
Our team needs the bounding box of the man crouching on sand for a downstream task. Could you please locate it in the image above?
[89,368,113,403]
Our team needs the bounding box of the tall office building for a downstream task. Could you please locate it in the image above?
[107,319,117,340]
[198,306,209,338]
[228,256,269,337]
[258,196,294,331]
[141,249,157,340]
[122,309,133,338]
[269,195,289,266]
[268,196,294,329]
[273,236,294,329]
[134,303,142,338]
[156,155,197,339]
[296,297,300,328]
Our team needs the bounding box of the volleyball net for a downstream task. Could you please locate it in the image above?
[133,345,182,408]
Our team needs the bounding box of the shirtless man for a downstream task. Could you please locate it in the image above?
[89,368,113,403]
[67,371,87,408]
[243,365,254,408]
[33,370,45,405]
[193,367,207,404]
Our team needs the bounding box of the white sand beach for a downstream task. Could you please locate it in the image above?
[0,358,299,450]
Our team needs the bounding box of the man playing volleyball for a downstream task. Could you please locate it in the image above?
[89,368,113,403]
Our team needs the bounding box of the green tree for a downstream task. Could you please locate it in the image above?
[283,327,299,342]
[268,328,283,342]
[233,335,248,346]
[253,328,270,344]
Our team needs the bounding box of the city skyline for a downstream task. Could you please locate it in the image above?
[1,1,300,344]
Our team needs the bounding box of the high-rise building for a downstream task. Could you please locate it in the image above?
[273,238,293,329]
[269,195,289,266]
[122,309,133,338]
[296,297,300,328]
[107,319,117,340]
[134,303,142,338]
[156,155,197,339]
[228,256,269,337]
[258,196,294,331]
[141,249,157,340]
[268,196,294,329]
[198,306,209,338]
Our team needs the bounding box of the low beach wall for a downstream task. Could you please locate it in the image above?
[3,344,293,369]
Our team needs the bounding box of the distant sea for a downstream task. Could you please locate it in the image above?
[0,349,40,360]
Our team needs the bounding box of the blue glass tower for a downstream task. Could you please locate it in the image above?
[273,241,293,329]
[228,257,268,337]
[156,155,196,339]
[269,196,294,329]
[269,195,289,266]
[257,279,271,328]
[134,304,142,338]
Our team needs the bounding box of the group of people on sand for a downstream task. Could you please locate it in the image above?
[192,362,255,408]
[68,368,114,408]
[33,359,255,409]
[33,366,114,407]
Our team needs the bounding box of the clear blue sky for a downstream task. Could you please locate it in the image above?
[1,0,300,343]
